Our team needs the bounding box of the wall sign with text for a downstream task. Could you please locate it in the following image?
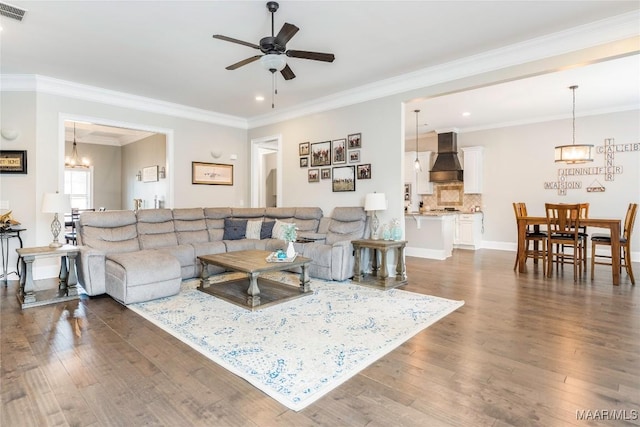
[545,139,639,195]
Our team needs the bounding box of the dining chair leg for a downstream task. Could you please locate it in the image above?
[623,246,635,285]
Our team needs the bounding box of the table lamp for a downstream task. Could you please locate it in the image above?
[364,192,387,239]
[42,192,71,248]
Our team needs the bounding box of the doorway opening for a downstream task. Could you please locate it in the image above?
[59,115,174,210]
[251,135,282,208]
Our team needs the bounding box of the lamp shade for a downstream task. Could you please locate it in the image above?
[554,144,594,164]
[260,54,286,71]
[42,192,71,214]
[364,193,387,211]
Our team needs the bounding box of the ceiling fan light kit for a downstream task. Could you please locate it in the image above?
[261,54,287,72]
[212,1,335,108]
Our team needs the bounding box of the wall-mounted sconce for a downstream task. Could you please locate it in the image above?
[136,170,142,181]
[159,166,166,179]
[1,128,20,141]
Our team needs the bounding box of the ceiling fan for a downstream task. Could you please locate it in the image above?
[212,1,335,81]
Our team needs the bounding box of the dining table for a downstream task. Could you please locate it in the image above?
[517,216,622,285]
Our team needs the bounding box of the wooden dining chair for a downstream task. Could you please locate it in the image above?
[591,203,637,285]
[513,202,547,275]
[545,203,582,281]
[560,203,589,272]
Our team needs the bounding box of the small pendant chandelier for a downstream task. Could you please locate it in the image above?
[413,109,421,171]
[65,122,90,168]
[554,85,593,164]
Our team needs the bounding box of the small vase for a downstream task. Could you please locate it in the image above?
[381,224,391,240]
[286,241,296,258]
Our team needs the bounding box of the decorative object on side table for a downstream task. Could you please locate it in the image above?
[364,192,387,239]
[390,218,402,240]
[42,192,71,248]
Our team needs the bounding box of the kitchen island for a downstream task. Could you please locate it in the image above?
[404,212,457,260]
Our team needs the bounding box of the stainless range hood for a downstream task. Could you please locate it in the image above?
[429,131,463,182]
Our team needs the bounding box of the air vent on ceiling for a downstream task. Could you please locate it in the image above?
[0,2,27,21]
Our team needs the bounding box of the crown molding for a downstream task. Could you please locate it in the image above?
[0,74,249,130]
[248,11,640,129]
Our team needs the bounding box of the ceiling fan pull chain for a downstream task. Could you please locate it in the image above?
[272,72,276,109]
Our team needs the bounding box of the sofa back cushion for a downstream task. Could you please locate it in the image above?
[294,207,323,232]
[204,207,232,241]
[173,208,209,244]
[78,210,140,253]
[265,207,297,220]
[137,209,178,249]
[231,208,266,219]
[325,207,367,245]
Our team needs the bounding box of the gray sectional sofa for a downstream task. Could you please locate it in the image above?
[76,206,368,304]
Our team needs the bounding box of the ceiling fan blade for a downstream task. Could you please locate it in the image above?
[212,34,260,50]
[275,23,299,46]
[280,64,296,80]
[225,55,262,70]
[286,50,335,62]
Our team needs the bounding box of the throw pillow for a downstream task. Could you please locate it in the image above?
[245,219,263,240]
[260,220,275,239]
[223,218,248,240]
[271,219,291,240]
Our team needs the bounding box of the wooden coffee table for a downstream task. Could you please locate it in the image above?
[197,249,312,310]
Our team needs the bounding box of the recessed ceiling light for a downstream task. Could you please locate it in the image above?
[255,95,265,102]
[462,112,471,117]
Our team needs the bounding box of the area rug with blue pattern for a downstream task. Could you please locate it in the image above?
[128,272,464,411]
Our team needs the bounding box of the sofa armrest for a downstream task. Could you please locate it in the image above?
[76,246,107,296]
[297,232,327,243]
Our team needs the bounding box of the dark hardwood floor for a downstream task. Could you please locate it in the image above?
[2,249,639,426]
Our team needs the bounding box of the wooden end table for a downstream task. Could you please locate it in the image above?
[352,239,408,289]
[16,245,80,309]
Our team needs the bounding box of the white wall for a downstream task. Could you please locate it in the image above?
[123,133,167,210]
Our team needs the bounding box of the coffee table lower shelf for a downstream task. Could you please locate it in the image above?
[198,276,311,311]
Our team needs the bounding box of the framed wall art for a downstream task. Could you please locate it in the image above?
[332,165,356,192]
[332,139,346,164]
[357,163,371,179]
[0,150,27,174]
[320,168,331,180]
[192,161,234,185]
[349,150,360,163]
[308,168,319,183]
[300,157,309,168]
[142,165,159,182]
[347,133,361,149]
[310,141,331,167]
[299,142,310,156]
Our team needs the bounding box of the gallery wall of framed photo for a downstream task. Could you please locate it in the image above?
[299,133,371,192]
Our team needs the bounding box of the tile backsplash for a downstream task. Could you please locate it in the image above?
[420,183,483,212]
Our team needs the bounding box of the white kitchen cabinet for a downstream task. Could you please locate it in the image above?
[461,146,483,194]
[415,151,433,194]
[454,213,483,250]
